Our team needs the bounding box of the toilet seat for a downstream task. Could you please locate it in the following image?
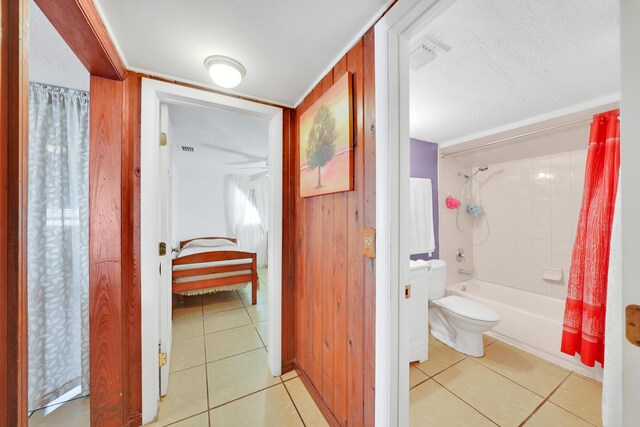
[433,295,500,322]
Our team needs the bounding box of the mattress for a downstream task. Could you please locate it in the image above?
[173,243,253,272]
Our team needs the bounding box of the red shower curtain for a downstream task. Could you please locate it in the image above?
[561,109,620,367]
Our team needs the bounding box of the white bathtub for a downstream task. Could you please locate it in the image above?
[447,279,603,381]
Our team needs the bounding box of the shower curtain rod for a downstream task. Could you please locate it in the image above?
[440,116,596,158]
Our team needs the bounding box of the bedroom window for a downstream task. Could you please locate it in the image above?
[242,192,262,226]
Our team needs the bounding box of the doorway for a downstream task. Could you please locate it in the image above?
[140,78,283,424]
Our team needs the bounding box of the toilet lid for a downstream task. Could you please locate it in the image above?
[435,295,501,322]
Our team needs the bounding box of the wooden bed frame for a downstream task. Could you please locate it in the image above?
[172,237,258,305]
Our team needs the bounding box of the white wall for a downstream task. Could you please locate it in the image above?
[437,156,473,284]
[470,149,587,299]
[171,167,227,247]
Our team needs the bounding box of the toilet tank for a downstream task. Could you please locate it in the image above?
[425,259,447,300]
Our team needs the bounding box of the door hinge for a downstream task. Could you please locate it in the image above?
[158,352,167,367]
[159,132,167,147]
[159,242,167,256]
[405,284,411,299]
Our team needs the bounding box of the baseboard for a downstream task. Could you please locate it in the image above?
[296,367,341,427]
[281,359,296,375]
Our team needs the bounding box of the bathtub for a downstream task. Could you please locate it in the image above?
[447,279,603,381]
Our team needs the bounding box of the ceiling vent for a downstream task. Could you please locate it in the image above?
[181,146,195,153]
[409,35,451,72]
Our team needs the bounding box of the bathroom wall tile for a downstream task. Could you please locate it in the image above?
[533,212,552,227]
[532,239,551,254]
[551,225,572,242]
[552,182,571,199]
[532,155,550,171]
[533,184,551,199]
[570,149,588,168]
[533,225,551,240]
[551,197,571,214]
[550,152,572,170]
[552,169,572,185]
[533,279,552,296]
[533,198,552,215]
[551,255,572,286]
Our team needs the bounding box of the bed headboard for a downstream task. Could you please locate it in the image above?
[179,237,237,249]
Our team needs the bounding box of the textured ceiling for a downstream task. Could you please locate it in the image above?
[94,0,390,106]
[409,0,620,145]
[169,103,269,175]
[29,0,90,92]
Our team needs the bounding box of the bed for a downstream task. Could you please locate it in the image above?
[172,237,258,305]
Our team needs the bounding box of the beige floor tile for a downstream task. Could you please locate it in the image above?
[524,402,592,427]
[237,283,252,295]
[285,378,328,427]
[255,321,268,344]
[170,336,206,373]
[209,384,303,427]
[281,369,299,382]
[204,308,252,334]
[205,324,263,362]
[147,412,209,427]
[409,380,494,427]
[550,374,603,426]
[207,348,281,408]
[483,334,496,347]
[410,365,429,389]
[156,366,208,426]
[202,294,244,315]
[413,336,466,376]
[29,397,90,427]
[173,296,203,320]
[246,303,268,323]
[173,316,204,341]
[435,359,543,427]
[240,289,268,306]
[475,341,570,397]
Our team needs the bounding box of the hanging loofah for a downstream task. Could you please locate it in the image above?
[446,195,462,209]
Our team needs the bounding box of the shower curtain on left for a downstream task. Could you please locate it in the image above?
[27,83,90,411]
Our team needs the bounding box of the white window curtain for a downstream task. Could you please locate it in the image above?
[225,175,267,266]
[250,176,269,234]
[27,83,90,411]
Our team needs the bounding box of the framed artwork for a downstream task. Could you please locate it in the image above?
[299,72,353,198]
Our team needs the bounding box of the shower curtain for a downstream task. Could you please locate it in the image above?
[561,109,620,367]
[27,83,90,410]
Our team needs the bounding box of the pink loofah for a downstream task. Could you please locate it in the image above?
[446,195,461,209]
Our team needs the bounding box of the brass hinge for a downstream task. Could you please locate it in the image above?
[158,352,167,367]
[405,285,411,299]
[159,132,167,147]
[159,242,167,256]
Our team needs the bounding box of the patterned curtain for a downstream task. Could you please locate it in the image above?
[561,109,620,367]
[27,83,90,411]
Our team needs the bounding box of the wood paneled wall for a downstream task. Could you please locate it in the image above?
[290,28,376,426]
[89,74,142,426]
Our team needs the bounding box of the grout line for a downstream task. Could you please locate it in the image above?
[208,381,284,411]
[541,373,599,426]
[467,353,571,400]
[205,345,267,365]
[517,373,576,427]
[414,355,467,378]
[161,410,210,427]
[429,377,500,427]
[283,378,308,427]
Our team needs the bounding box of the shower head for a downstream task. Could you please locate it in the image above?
[468,166,489,179]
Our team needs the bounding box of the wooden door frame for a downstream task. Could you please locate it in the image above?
[1,0,142,425]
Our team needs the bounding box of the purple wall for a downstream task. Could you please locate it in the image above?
[410,138,439,261]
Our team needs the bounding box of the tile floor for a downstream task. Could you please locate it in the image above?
[148,267,328,426]
[409,334,604,427]
[27,271,605,427]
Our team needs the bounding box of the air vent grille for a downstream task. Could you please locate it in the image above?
[181,146,195,152]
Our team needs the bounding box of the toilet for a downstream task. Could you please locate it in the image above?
[426,260,500,357]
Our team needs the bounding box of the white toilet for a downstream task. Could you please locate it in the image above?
[426,260,500,357]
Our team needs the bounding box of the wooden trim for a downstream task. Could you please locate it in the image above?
[172,250,255,265]
[297,368,341,427]
[34,0,127,80]
[179,236,237,249]
[0,0,30,425]
[172,263,249,279]
[122,75,142,426]
[173,274,254,293]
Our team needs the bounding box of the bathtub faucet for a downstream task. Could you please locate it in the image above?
[458,268,472,277]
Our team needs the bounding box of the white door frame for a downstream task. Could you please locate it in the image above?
[376,0,640,425]
[140,78,284,424]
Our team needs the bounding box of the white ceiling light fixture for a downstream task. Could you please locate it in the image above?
[204,55,246,88]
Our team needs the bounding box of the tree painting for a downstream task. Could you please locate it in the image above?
[306,104,337,188]
[299,71,353,198]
